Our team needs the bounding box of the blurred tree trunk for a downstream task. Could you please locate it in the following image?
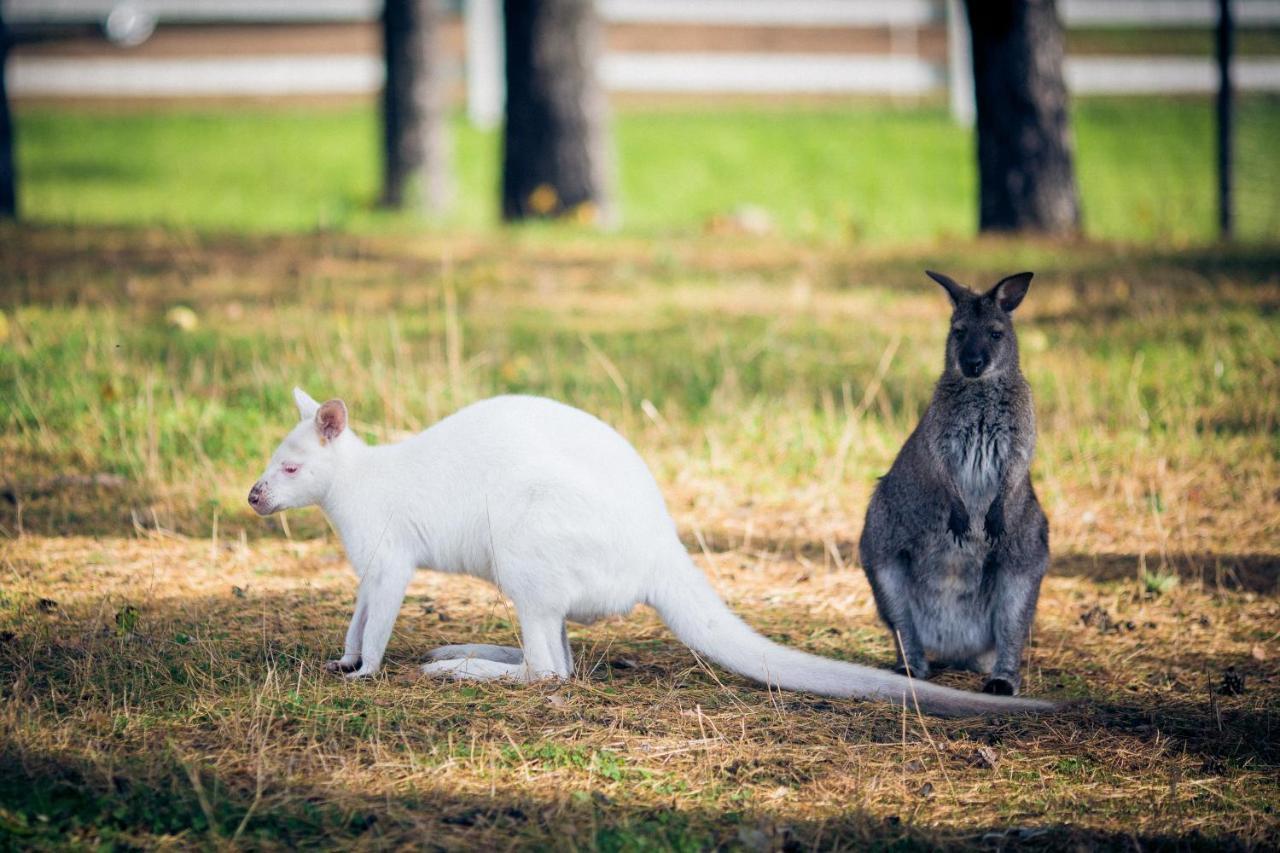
[381,0,450,213]
[1216,0,1234,238]
[965,0,1079,234]
[501,0,611,223]
[0,5,16,220]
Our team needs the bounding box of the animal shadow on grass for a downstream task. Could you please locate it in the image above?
[692,527,1279,596]
[0,738,1266,851]
[0,484,330,540]
[6,487,1279,599]
[1050,552,1280,596]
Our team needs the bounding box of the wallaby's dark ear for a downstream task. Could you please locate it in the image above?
[315,399,348,444]
[925,270,972,307]
[987,272,1034,313]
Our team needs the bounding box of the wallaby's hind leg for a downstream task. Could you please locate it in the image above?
[420,609,571,682]
[864,551,931,679]
[420,656,527,679]
[425,644,524,664]
[982,552,1045,696]
[520,609,573,678]
[560,625,574,677]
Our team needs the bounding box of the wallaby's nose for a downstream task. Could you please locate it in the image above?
[961,355,987,378]
[247,482,264,508]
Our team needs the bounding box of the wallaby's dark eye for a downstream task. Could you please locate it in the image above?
[989,329,1004,341]
[951,326,965,337]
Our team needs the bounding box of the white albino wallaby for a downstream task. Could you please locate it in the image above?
[249,389,1055,717]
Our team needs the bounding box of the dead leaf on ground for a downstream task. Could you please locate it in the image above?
[967,746,999,769]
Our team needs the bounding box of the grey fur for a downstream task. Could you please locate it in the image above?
[859,270,1049,696]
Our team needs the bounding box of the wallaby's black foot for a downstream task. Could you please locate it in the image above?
[981,676,1018,696]
[894,662,932,680]
[947,500,970,546]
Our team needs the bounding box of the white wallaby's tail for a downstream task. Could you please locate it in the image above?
[648,550,1055,718]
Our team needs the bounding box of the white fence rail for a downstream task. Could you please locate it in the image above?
[8,0,1280,28]
[3,0,381,24]
[6,0,1280,120]
[14,53,1280,100]
[599,0,941,27]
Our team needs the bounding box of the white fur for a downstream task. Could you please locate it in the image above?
[251,390,1053,716]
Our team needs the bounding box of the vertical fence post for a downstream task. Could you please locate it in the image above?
[1216,0,1234,239]
[0,2,15,220]
[947,0,975,127]
[465,0,503,129]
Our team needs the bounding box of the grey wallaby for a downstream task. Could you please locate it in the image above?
[859,270,1049,697]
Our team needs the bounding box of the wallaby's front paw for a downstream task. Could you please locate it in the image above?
[981,675,1019,696]
[947,501,970,545]
[984,503,1004,543]
[324,657,362,674]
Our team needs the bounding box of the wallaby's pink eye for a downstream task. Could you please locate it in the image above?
[282,463,300,476]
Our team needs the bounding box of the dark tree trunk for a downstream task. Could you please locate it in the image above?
[381,0,450,212]
[1216,0,1234,238]
[501,0,611,223]
[965,0,1079,234]
[0,5,16,220]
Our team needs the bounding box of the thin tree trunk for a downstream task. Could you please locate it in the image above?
[501,0,611,223]
[381,0,450,213]
[1216,0,1234,238]
[965,0,1079,234]
[0,5,16,220]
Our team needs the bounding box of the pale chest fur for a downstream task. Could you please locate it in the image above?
[936,402,1015,512]
[913,404,1015,608]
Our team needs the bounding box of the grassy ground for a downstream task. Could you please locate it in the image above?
[1,222,1277,849]
[1067,27,1280,56]
[15,97,1280,242]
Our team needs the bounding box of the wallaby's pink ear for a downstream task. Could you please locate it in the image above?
[988,272,1034,313]
[293,387,320,420]
[925,270,972,306]
[315,399,347,444]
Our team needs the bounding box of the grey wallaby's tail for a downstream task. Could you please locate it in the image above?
[648,548,1056,717]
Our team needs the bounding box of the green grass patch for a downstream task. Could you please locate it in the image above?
[1067,26,1280,56]
[1,228,1276,550]
[15,97,1280,242]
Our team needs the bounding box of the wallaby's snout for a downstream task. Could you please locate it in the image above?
[248,481,270,514]
[959,344,989,378]
[952,315,1001,380]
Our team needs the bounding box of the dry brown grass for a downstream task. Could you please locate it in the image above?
[2,532,1277,850]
